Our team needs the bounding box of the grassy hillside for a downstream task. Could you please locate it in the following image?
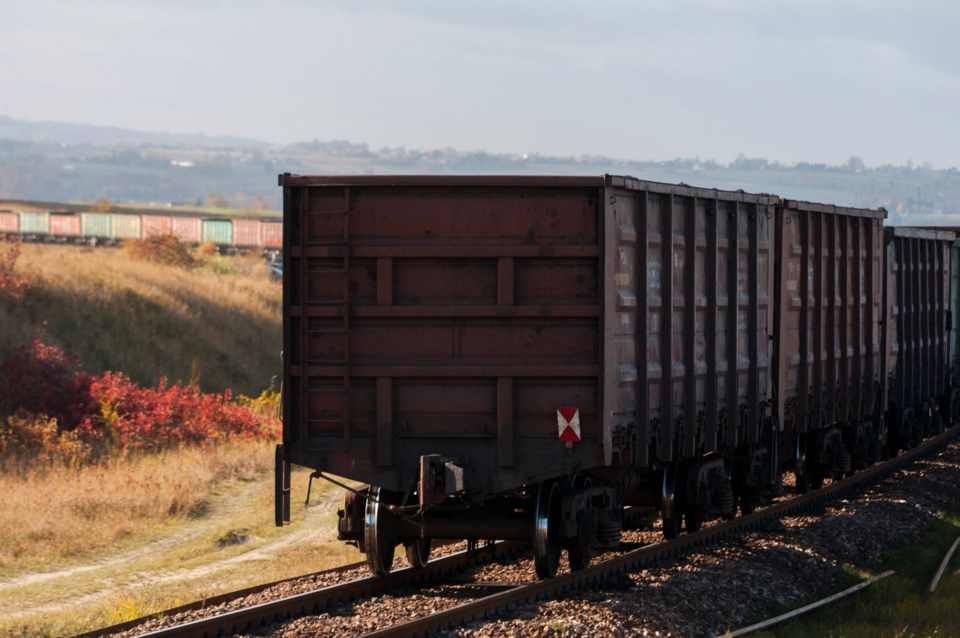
[0,241,358,638]
[0,442,356,637]
[0,243,280,397]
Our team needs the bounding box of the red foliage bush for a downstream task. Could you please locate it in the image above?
[0,340,96,431]
[126,234,196,268]
[0,243,33,301]
[77,372,275,454]
[0,341,279,462]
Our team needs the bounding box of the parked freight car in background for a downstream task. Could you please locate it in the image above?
[112,214,142,242]
[0,205,282,262]
[80,212,111,243]
[171,215,203,245]
[141,214,173,239]
[263,220,283,251]
[232,218,261,248]
[276,174,793,578]
[884,227,958,449]
[18,211,49,238]
[49,211,80,239]
[0,211,19,236]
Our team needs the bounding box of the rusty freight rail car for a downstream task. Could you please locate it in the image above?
[276,174,787,578]
[774,200,888,491]
[884,227,957,447]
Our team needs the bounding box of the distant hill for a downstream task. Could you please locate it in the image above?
[0,114,268,148]
[1,114,959,225]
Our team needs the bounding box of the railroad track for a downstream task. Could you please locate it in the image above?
[75,558,372,638]
[85,541,526,638]
[350,428,960,638]
[91,426,960,638]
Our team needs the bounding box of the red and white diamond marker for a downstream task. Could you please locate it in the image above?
[557,407,581,442]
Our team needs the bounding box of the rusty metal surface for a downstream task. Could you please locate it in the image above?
[0,211,16,233]
[232,217,262,247]
[262,220,283,248]
[283,177,606,497]
[885,226,957,426]
[281,175,780,498]
[774,201,887,439]
[279,174,606,188]
[608,181,778,468]
[49,212,80,237]
[170,216,202,244]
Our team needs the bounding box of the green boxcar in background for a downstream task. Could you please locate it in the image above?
[18,211,50,234]
[111,214,142,240]
[202,219,232,245]
[80,213,112,238]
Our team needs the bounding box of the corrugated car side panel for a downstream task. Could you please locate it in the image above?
[49,213,80,237]
[202,219,233,245]
[80,213,111,238]
[0,212,19,233]
[886,228,956,422]
[19,211,50,234]
[111,214,142,240]
[602,186,640,468]
[232,218,262,246]
[171,217,202,244]
[883,238,898,422]
[262,220,283,248]
[605,177,776,469]
[142,215,173,238]
[286,180,604,494]
[776,202,885,439]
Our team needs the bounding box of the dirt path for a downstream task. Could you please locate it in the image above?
[0,477,348,623]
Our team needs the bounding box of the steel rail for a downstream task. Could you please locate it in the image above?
[75,537,468,637]
[132,541,526,638]
[109,426,958,638]
[355,427,960,638]
[73,560,370,638]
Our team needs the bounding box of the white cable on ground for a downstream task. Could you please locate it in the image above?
[723,570,895,637]
[928,534,960,594]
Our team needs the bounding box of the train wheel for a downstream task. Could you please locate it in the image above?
[661,462,682,540]
[404,537,431,569]
[364,487,396,576]
[533,481,562,579]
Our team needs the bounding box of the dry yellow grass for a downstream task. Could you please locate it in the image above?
[0,441,271,573]
[0,243,281,396]
[0,440,358,637]
[0,241,362,637]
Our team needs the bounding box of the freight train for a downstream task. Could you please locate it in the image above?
[275,174,958,579]
[0,207,282,253]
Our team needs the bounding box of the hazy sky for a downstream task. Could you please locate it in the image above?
[2,0,958,168]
